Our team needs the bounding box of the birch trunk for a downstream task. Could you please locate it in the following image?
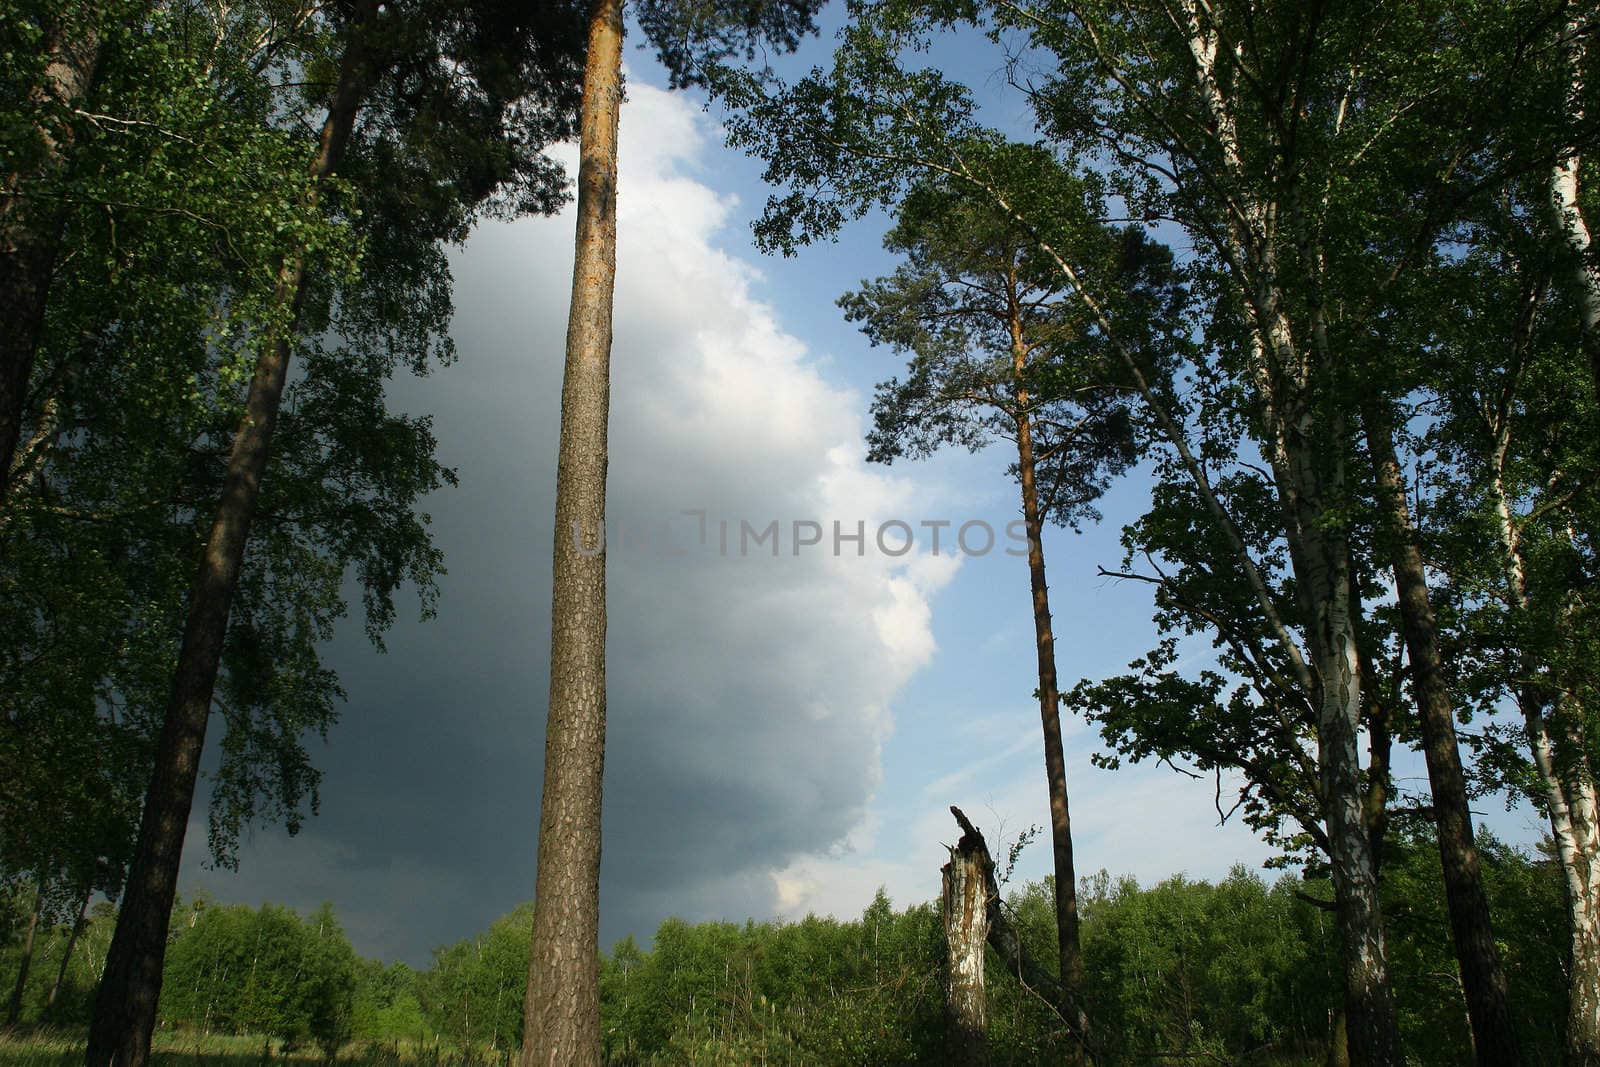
[85,12,377,1063]
[943,822,992,1066]
[520,0,621,1062]
[1362,399,1521,1064]
[0,17,98,505]
[1550,12,1600,394]
[1177,9,1399,1049]
[1490,468,1600,1065]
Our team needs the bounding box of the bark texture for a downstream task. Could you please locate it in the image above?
[943,809,992,1066]
[1550,12,1600,395]
[519,1,622,1063]
[0,18,98,506]
[84,14,376,1064]
[1174,8,1400,1057]
[1362,399,1521,1065]
[1484,392,1600,1067]
[1009,310,1092,1060]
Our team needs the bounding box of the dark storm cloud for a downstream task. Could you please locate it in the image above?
[182,85,951,964]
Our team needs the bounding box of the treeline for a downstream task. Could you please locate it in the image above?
[0,830,1569,1064]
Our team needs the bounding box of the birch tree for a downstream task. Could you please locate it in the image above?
[1423,188,1600,1067]
[69,5,589,1062]
[716,1,1574,1061]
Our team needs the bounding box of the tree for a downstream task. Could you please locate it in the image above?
[0,0,102,505]
[716,2,1579,1059]
[520,1,824,1060]
[1419,179,1600,1064]
[79,4,588,1062]
[838,163,1185,1054]
[159,900,358,1053]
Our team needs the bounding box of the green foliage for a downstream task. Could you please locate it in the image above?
[416,903,532,1053]
[1,0,589,925]
[0,848,1571,1061]
[842,161,1188,528]
[159,900,358,1056]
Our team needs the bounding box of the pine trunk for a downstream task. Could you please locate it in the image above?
[1009,314,1091,1060]
[5,887,41,1026]
[519,0,622,1062]
[1362,399,1521,1065]
[84,14,375,1064]
[943,821,991,1066]
[0,18,98,505]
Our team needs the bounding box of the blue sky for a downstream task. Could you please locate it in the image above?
[181,22,1550,966]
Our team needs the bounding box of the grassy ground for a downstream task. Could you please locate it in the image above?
[0,1031,513,1066]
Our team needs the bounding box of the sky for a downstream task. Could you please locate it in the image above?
[179,28,1552,967]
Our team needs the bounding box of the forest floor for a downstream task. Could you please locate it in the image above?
[0,1032,505,1066]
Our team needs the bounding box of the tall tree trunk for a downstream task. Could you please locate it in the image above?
[943,811,992,1066]
[1549,10,1600,395]
[43,886,91,1019]
[5,885,42,1026]
[0,17,99,506]
[1008,312,1092,1060]
[520,0,621,1063]
[1483,398,1600,1066]
[1302,519,1400,1067]
[1362,399,1522,1065]
[84,14,376,1065]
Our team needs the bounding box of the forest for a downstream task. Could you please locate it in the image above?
[2,0,1599,1065]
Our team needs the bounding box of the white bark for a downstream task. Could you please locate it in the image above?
[1550,12,1600,388]
[1490,457,1600,1062]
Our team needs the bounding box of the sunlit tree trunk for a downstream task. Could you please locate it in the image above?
[84,10,377,1063]
[1549,11,1600,394]
[1488,447,1600,1066]
[520,0,622,1062]
[943,818,991,1066]
[1007,301,1092,1060]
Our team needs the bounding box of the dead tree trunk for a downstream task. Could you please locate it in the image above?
[944,808,992,1066]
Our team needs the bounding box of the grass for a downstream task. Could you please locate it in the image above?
[0,1030,515,1067]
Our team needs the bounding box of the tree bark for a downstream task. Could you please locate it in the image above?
[519,1,621,1063]
[43,886,90,1019]
[84,12,376,1064]
[1361,398,1522,1065]
[1486,413,1600,1067]
[1549,11,1600,396]
[5,885,42,1026]
[943,809,992,1066]
[0,17,99,506]
[1173,12,1401,1055]
[1008,306,1092,1061]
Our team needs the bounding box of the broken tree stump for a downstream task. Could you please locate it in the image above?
[943,806,995,1066]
